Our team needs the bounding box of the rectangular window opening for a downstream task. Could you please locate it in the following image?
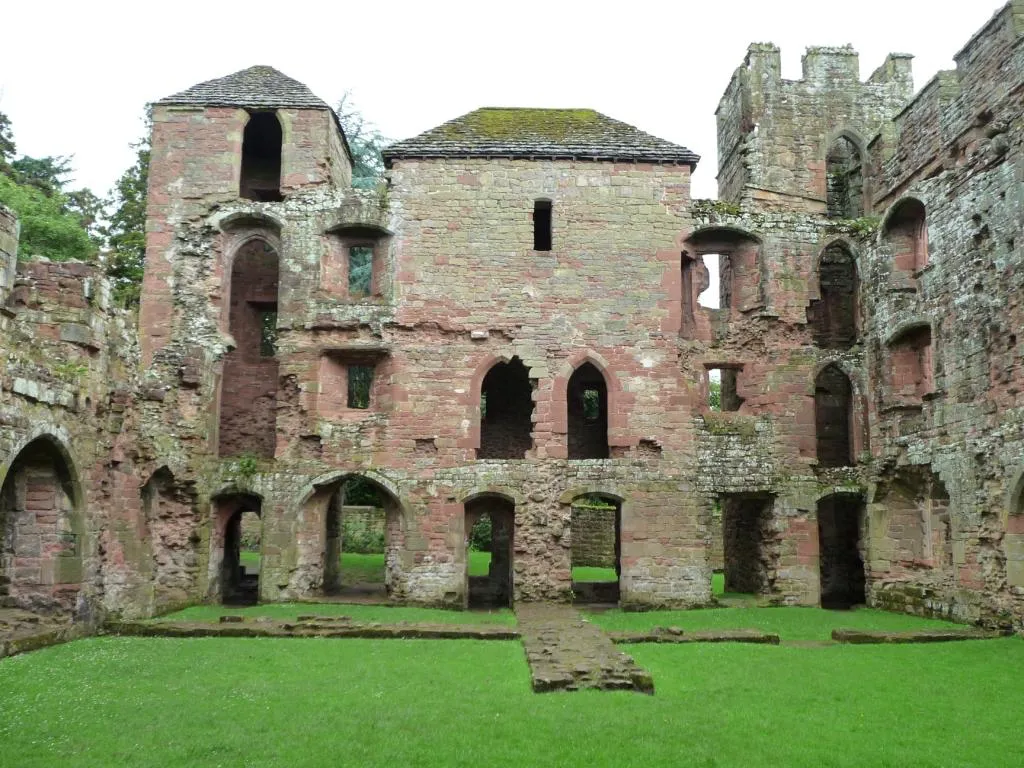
[347,365,374,409]
[698,254,722,309]
[707,367,742,411]
[258,309,277,357]
[534,200,552,251]
[348,245,374,298]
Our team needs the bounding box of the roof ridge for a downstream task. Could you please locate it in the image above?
[156,65,331,111]
[383,107,699,168]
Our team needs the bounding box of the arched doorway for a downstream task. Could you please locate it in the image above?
[0,437,84,614]
[212,493,262,605]
[322,476,404,598]
[567,363,609,459]
[219,238,280,458]
[817,494,866,609]
[464,495,514,608]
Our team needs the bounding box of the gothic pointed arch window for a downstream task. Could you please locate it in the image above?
[825,135,865,218]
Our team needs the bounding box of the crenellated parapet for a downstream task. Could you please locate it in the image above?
[716,42,912,211]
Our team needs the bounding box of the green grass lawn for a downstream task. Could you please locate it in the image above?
[586,604,964,642]
[0,635,1021,767]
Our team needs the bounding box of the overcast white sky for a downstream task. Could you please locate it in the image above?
[0,0,1005,200]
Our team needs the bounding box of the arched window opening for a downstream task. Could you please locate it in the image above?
[815,365,853,467]
[883,199,928,276]
[567,363,609,459]
[810,244,858,349]
[323,477,403,599]
[240,112,283,202]
[465,495,515,608]
[817,494,865,609]
[569,494,621,604]
[533,200,552,251]
[825,136,864,218]
[0,438,83,614]
[215,494,262,605]
[479,357,533,459]
[219,239,279,458]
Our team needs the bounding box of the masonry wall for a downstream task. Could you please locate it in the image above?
[0,251,147,620]
[6,2,1024,629]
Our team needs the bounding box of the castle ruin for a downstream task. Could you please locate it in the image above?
[2,1,1024,634]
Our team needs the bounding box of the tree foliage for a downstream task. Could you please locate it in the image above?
[104,124,150,307]
[709,378,722,411]
[0,169,97,262]
[0,110,99,263]
[335,91,389,188]
[0,112,15,170]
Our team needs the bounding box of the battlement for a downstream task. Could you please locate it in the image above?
[716,43,914,208]
[872,1,1024,201]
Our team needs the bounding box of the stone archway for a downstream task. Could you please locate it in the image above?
[0,436,84,615]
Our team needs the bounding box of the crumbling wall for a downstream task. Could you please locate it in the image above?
[0,248,143,622]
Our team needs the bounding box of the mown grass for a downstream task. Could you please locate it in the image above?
[587,604,964,642]
[155,602,515,625]
[0,635,1021,767]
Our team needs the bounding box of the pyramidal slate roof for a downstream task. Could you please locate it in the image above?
[157,65,332,111]
[383,108,699,167]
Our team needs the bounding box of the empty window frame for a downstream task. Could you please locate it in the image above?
[534,200,552,251]
[347,365,374,409]
[825,136,864,219]
[706,367,742,411]
[258,309,277,357]
[240,112,283,202]
[348,245,374,298]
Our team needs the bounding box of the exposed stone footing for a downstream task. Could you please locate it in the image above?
[107,618,519,641]
[611,627,780,644]
[831,628,1008,644]
[0,608,76,659]
[515,603,654,694]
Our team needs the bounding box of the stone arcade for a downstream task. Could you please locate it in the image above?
[3,1,1024,636]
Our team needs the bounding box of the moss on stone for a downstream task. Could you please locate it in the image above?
[441,108,604,141]
[701,412,758,438]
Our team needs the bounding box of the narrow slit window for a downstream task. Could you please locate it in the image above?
[347,365,374,409]
[258,309,277,357]
[534,200,552,251]
[349,246,374,298]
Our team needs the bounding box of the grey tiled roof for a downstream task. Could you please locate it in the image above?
[383,108,699,167]
[157,65,332,111]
